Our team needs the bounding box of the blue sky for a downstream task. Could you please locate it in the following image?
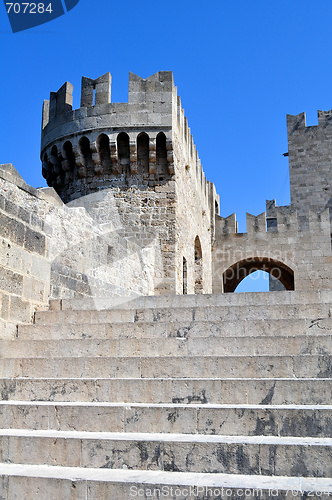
[1,0,332,291]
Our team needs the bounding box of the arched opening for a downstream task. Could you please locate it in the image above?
[183,257,188,295]
[156,132,168,179]
[42,153,51,183]
[49,145,62,185]
[117,132,130,175]
[223,257,295,293]
[97,134,111,172]
[194,236,203,294]
[62,141,76,173]
[79,136,93,171]
[235,270,270,293]
[137,132,149,176]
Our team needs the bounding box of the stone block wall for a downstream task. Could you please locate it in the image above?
[0,164,164,338]
[212,206,332,293]
[0,165,51,338]
[287,111,332,221]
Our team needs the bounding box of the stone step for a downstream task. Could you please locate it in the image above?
[0,429,331,477]
[1,401,331,438]
[50,289,332,311]
[1,464,331,499]
[0,378,331,405]
[34,303,332,326]
[2,355,332,379]
[2,334,332,358]
[18,317,332,340]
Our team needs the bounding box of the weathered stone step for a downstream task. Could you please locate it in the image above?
[1,401,332,438]
[0,429,331,477]
[1,464,331,500]
[2,334,332,358]
[34,303,332,326]
[0,378,331,405]
[2,355,332,379]
[51,289,332,311]
[18,317,332,340]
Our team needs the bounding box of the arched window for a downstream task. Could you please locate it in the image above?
[49,145,62,185]
[62,141,76,172]
[42,153,51,183]
[117,132,130,175]
[79,136,93,170]
[156,132,168,179]
[183,257,188,295]
[223,257,295,293]
[97,134,111,172]
[137,132,149,176]
[194,236,203,294]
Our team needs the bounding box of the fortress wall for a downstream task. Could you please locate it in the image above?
[0,165,162,338]
[212,209,332,293]
[0,166,51,338]
[287,111,332,221]
[172,120,217,294]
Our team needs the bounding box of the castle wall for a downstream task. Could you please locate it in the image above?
[212,208,332,293]
[287,111,332,220]
[0,164,162,338]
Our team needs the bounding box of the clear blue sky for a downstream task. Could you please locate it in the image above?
[1,0,331,290]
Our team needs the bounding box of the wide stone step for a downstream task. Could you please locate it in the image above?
[0,378,331,405]
[51,289,332,311]
[2,355,332,379]
[1,464,331,500]
[1,401,332,438]
[0,429,331,477]
[18,317,332,340]
[34,303,332,326]
[1,335,332,358]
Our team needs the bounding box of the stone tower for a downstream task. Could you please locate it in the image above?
[41,71,219,296]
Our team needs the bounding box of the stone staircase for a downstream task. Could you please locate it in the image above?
[0,290,332,499]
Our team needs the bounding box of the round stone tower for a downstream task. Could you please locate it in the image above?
[41,71,175,203]
[41,71,219,295]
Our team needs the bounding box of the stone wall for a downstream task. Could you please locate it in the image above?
[287,111,332,221]
[0,164,163,338]
[212,207,332,293]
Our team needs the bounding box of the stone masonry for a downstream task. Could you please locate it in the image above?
[0,72,331,498]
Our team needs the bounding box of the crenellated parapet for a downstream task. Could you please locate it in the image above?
[215,202,330,238]
[286,110,332,221]
[41,71,179,202]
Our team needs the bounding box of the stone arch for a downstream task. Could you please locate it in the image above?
[194,236,203,294]
[222,257,295,293]
[137,132,149,176]
[156,132,168,179]
[96,133,111,173]
[42,153,51,183]
[62,141,76,176]
[49,145,62,185]
[117,132,130,175]
[79,136,93,172]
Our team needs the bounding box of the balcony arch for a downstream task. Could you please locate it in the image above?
[97,133,111,172]
[137,132,149,176]
[117,132,130,175]
[156,132,168,179]
[222,257,295,293]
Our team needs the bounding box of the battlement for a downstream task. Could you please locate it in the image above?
[216,203,330,238]
[42,71,175,134]
[287,109,332,133]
